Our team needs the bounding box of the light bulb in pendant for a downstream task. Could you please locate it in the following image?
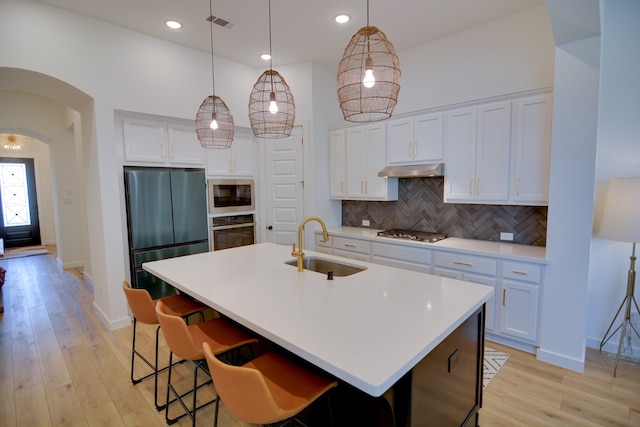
[210,112,219,130]
[268,91,278,114]
[363,56,375,88]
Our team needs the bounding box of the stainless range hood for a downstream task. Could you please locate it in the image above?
[378,163,444,178]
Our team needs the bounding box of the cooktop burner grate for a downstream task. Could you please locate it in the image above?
[377,229,447,243]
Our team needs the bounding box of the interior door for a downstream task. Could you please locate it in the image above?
[0,158,41,248]
[264,126,304,245]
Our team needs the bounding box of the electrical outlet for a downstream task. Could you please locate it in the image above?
[362,219,370,227]
[500,232,514,241]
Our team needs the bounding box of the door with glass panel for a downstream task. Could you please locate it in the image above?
[0,158,41,248]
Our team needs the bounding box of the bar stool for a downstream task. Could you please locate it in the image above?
[203,341,338,427]
[121,280,206,410]
[155,300,259,426]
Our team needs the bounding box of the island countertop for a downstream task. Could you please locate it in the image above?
[143,242,493,397]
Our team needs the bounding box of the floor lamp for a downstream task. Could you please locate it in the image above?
[597,177,640,377]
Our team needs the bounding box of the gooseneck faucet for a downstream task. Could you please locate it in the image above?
[291,216,329,272]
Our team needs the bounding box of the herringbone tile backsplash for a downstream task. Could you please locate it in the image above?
[342,178,547,246]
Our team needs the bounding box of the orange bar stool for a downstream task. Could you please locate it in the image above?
[156,300,259,426]
[121,280,207,410]
[203,341,338,427]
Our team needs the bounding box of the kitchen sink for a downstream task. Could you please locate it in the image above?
[284,256,367,277]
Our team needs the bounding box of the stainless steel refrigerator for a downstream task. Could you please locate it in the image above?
[124,167,209,299]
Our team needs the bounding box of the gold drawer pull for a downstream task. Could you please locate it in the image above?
[344,244,356,248]
[453,261,473,267]
[502,289,506,306]
[512,270,528,275]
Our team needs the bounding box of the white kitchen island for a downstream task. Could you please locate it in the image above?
[143,242,494,426]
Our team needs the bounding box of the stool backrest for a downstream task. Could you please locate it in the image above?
[203,342,285,424]
[156,300,203,361]
[122,280,158,324]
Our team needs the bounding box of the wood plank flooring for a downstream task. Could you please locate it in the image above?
[0,250,638,426]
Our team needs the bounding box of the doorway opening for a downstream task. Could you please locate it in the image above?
[0,157,41,248]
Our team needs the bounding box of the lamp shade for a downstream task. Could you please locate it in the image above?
[195,95,235,149]
[597,177,640,243]
[337,25,401,123]
[249,70,295,138]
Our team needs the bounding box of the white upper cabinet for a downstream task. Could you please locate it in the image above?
[329,129,346,199]
[512,94,553,204]
[345,124,398,201]
[444,101,512,203]
[122,115,205,166]
[386,112,444,165]
[205,131,255,177]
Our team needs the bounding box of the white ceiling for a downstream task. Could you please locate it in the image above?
[34,0,544,70]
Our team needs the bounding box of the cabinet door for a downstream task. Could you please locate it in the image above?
[122,116,167,163]
[363,124,388,198]
[167,123,205,166]
[512,94,552,204]
[329,129,346,199]
[464,273,497,332]
[444,107,477,201]
[413,112,443,162]
[475,102,511,202]
[345,126,367,198]
[386,118,414,164]
[231,133,255,176]
[205,146,233,176]
[499,280,540,342]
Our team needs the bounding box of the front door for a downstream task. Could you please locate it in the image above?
[0,158,41,248]
[264,126,304,245]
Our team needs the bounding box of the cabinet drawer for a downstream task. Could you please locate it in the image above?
[315,232,332,248]
[332,236,370,254]
[433,252,497,276]
[333,248,370,262]
[502,261,542,283]
[372,242,432,264]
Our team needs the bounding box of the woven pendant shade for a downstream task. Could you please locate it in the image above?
[337,25,401,122]
[195,95,235,148]
[249,70,295,138]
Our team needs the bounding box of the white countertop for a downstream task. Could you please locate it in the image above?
[324,226,547,262]
[143,243,493,397]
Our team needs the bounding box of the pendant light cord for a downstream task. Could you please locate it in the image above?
[209,0,216,95]
[268,0,273,71]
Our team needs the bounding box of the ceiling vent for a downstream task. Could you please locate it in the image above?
[207,15,236,30]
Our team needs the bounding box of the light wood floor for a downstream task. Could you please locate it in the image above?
[0,250,638,426]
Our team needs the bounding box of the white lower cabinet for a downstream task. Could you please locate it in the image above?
[431,252,498,332]
[371,242,432,274]
[498,261,542,343]
[317,232,543,348]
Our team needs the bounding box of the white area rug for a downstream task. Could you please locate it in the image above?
[484,346,510,389]
[1,246,49,259]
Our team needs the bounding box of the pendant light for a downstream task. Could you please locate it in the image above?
[195,0,234,148]
[248,0,295,138]
[337,0,401,122]
[2,134,23,151]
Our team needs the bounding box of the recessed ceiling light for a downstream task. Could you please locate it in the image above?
[165,20,182,29]
[335,14,350,24]
[261,53,271,61]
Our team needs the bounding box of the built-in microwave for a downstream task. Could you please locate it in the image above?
[208,179,255,214]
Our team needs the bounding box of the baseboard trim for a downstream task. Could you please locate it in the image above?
[536,347,585,372]
[92,301,131,331]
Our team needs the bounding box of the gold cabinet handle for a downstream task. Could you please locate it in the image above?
[233,159,237,172]
[344,243,356,248]
[512,270,528,275]
[365,180,368,194]
[170,144,175,159]
[161,143,165,159]
[476,178,480,195]
[408,142,412,157]
[502,289,506,306]
[453,261,473,267]
[413,141,417,157]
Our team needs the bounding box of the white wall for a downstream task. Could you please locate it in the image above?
[588,0,640,353]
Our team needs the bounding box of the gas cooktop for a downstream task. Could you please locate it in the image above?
[377,229,448,243]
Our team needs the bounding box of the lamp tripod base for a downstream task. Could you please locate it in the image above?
[599,243,640,377]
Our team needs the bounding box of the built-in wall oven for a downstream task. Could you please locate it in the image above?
[210,214,255,251]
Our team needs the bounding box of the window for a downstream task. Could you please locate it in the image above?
[0,162,31,227]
